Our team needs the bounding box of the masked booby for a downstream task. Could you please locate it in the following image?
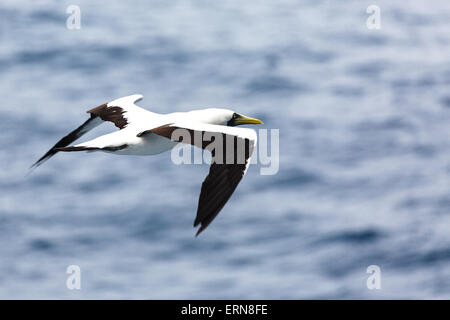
[32,94,263,236]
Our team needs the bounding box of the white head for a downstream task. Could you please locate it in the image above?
[188,108,263,126]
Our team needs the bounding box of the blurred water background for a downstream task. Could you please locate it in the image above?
[0,0,449,299]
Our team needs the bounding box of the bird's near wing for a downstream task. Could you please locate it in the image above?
[139,122,257,236]
[31,94,148,168]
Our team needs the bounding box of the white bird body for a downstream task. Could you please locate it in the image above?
[76,95,239,156]
[32,94,263,236]
[77,122,178,156]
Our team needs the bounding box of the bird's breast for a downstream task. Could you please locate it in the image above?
[113,133,178,156]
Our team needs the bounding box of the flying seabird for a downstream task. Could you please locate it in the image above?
[32,94,263,236]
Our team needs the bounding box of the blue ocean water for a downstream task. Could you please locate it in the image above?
[1,0,450,299]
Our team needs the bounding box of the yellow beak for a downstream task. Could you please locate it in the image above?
[235,114,264,125]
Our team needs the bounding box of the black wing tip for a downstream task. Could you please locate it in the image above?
[29,161,42,171]
[195,225,207,237]
[29,161,41,173]
[29,114,101,171]
[30,161,41,170]
[194,216,215,237]
[193,217,205,237]
[29,150,57,170]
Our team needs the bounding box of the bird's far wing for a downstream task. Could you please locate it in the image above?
[141,122,257,236]
[87,94,148,130]
[31,94,148,168]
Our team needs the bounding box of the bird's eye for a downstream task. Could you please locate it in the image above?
[233,113,238,119]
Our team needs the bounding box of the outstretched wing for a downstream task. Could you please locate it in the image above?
[86,94,148,130]
[140,122,257,236]
[31,94,148,168]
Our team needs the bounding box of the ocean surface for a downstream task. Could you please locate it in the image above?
[1,0,450,299]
